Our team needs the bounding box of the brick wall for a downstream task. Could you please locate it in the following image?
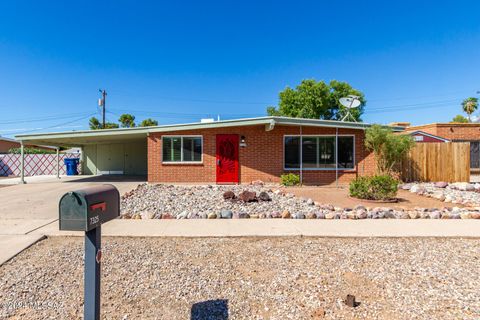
[148,124,376,185]
[405,124,480,141]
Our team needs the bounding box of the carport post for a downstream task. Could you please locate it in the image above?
[19,141,26,184]
[56,147,60,179]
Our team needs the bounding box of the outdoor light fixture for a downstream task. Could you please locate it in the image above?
[240,135,247,147]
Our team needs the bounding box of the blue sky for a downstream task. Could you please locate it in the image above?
[0,1,479,137]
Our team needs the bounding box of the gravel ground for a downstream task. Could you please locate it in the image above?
[1,237,479,319]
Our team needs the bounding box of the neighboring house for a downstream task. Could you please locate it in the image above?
[403,123,480,170]
[0,136,57,154]
[16,117,403,185]
[407,130,450,143]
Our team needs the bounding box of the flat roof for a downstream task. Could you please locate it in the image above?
[15,116,405,147]
[406,122,480,130]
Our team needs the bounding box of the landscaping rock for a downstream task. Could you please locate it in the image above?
[223,191,236,200]
[258,191,272,202]
[295,213,306,219]
[306,212,317,219]
[220,210,233,219]
[281,210,291,219]
[434,182,448,188]
[207,213,217,219]
[239,190,257,202]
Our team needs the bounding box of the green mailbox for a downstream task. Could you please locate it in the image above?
[59,184,120,231]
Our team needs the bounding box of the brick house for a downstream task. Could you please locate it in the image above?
[403,123,480,170]
[16,117,403,185]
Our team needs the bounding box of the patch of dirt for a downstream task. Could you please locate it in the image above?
[288,186,464,209]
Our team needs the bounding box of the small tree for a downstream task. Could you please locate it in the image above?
[451,114,469,123]
[139,118,158,127]
[461,97,478,122]
[89,117,102,130]
[119,114,136,128]
[364,125,415,175]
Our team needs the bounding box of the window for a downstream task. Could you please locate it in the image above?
[284,135,354,170]
[162,136,202,163]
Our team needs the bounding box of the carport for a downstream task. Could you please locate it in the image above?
[16,127,150,184]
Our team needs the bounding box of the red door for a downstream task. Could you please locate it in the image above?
[216,134,239,184]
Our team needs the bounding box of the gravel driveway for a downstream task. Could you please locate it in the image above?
[1,237,479,319]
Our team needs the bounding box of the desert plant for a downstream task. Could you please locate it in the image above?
[280,173,300,186]
[461,97,478,122]
[349,175,399,200]
[364,125,415,175]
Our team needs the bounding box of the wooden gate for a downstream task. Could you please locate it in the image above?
[401,142,470,182]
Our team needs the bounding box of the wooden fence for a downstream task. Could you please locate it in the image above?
[401,142,470,182]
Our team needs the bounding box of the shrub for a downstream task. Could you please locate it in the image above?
[349,175,399,200]
[281,173,300,186]
[364,125,415,175]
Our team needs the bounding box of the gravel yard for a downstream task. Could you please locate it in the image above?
[1,237,479,319]
[121,183,480,220]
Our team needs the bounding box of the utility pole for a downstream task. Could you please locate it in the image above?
[98,89,107,129]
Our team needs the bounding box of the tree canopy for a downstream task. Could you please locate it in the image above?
[139,118,158,127]
[267,79,366,121]
[451,114,469,123]
[461,97,478,122]
[119,114,136,128]
[89,115,158,129]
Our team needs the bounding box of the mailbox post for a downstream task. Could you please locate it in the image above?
[59,185,120,320]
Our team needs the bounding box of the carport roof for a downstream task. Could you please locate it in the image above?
[15,116,405,147]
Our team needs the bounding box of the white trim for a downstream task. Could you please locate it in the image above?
[161,135,203,164]
[283,134,356,171]
[407,131,450,142]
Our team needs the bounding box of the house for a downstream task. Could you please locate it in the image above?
[0,136,57,153]
[15,117,404,185]
[407,131,450,143]
[402,123,480,170]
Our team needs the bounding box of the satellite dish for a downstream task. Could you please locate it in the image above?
[339,95,361,122]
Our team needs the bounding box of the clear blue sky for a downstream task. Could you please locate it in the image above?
[1,1,479,137]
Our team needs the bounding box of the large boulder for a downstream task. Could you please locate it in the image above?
[239,190,257,202]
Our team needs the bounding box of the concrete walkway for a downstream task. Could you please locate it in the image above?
[0,235,45,265]
[34,219,480,238]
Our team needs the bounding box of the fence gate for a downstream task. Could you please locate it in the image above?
[401,142,470,182]
[0,153,81,177]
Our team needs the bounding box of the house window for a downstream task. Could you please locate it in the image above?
[284,135,354,170]
[162,136,202,163]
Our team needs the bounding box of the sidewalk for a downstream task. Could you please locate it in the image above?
[33,219,480,238]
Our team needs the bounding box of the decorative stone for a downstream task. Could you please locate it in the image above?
[354,205,367,211]
[400,212,410,219]
[306,212,317,219]
[347,212,356,219]
[207,213,217,219]
[141,211,155,219]
[356,210,367,219]
[325,212,335,219]
[316,212,326,219]
[176,211,188,219]
[408,211,420,219]
[250,213,259,219]
[281,210,291,219]
[429,211,441,219]
[223,191,236,200]
[471,212,480,219]
[239,190,257,202]
[258,192,272,202]
[434,182,448,188]
[295,213,305,219]
[161,213,174,219]
[460,212,472,219]
[238,212,250,219]
[306,198,314,206]
[220,210,233,219]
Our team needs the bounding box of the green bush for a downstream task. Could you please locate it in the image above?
[280,173,300,186]
[349,175,398,200]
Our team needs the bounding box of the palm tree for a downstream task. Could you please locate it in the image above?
[461,97,479,122]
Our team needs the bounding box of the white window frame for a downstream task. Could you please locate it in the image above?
[161,135,203,164]
[283,134,355,171]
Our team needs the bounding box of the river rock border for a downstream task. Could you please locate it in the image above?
[402,182,480,207]
[120,183,480,220]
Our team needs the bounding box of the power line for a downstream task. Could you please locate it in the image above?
[4,113,95,136]
[0,112,92,125]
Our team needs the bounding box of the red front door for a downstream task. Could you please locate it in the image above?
[216,134,239,184]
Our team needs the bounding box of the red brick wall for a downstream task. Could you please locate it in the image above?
[148,125,376,185]
[0,140,20,153]
[405,124,480,141]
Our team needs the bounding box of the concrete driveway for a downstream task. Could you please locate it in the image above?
[0,175,144,264]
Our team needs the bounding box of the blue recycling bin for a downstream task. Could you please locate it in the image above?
[64,158,80,176]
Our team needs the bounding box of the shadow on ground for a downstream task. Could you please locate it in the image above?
[191,299,228,320]
[63,175,147,183]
